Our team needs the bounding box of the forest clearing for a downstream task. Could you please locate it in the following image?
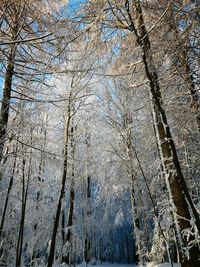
[0,1,200,267]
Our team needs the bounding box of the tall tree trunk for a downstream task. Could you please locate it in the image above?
[124,1,200,265]
[32,117,48,264]
[61,207,66,248]
[0,39,17,162]
[35,116,48,213]
[16,150,32,267]
[47,97,72,267]
[0,147,17,241]
[62,121,75,264]
[84,174,91,263]
[84,132,92,264]
[123,110,142,262]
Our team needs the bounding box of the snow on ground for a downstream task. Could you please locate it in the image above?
[84,263,181,267]
[156,264,181,267]
[78,264,136,267]
[53,264,136,267]
[90,263,181,267]
[53,262,181,267]
[145,263,181,267]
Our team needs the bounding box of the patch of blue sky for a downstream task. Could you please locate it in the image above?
[60,0,88,20]
[100,27,124,66]
[172,2,190,32]
[58,0,88,33]
[0,76,4,98]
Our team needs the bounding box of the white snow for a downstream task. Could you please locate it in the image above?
[53,263,181,267]
[145,263,181,267]
[86,263,181,267]
[78,264,136,267]
[157,264,181,267]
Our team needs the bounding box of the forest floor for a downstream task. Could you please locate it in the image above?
[68,262,181,267]
[53,262,181,267]
[145,263,181,267]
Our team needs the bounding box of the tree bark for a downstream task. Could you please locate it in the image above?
[0,6,19,161]
[16,150,31,267]
[62,121,75,264]
[0,43,17,162]
[84,132,92,264]
[0,148,17,241]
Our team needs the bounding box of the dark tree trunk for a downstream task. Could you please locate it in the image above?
[16,151,31,267]
[0,148,17,240]
[84,131,92,264]
[62,186,75,264]
[47,99,72,267]
[61,208,65,247]
[84,175,91,263]
[62,123,75,264]
[0,40,17,162]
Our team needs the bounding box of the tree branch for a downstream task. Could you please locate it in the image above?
[0,33,53,46]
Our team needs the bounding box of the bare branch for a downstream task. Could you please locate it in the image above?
[0,32,53,46]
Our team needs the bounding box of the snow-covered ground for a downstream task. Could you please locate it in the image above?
[53,263,181,267]
[69,264,136,267]
[87,263,181,267]
[53,264,136,267]
[142,263,181,267]
[96,264,181,267]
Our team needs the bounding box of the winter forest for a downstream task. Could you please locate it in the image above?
[0,0,200,267]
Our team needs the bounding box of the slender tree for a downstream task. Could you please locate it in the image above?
[47,91,73,267]
[62,112,75,264]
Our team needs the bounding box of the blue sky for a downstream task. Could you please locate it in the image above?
[60,0,87,18]
[0,77,3,97]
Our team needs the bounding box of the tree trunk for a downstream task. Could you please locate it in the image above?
[84,174,91,263]
[62,122,75,264]
[61,208,65,248]
[84,132,92,263]
[0,41,17,162]
[123,110,142,262]
[16,151,31,267]
[125,1,200,265]
[0,148,17,240]
[32,118,48,263]
[47,98,72,267]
